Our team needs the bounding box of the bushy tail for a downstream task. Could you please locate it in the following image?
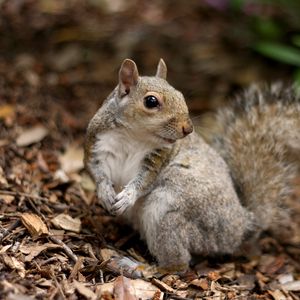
[211,83,300,232]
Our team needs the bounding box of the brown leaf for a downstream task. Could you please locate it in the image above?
[20,213,49,238]
[51,213,81,233]
[19,243,61,262]
[59,144,84,174]
[2,254,26,278]
[16,126,48,147]
[0,104,15,119]
[73,280,97,300]
[268,290,288,300]
[190,278,209,290]
[113,276,138,300]
[151,278,175,294]
[100,279,158,299]
[281,280,300,291]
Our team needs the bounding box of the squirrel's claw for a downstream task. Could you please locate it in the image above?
[112,187,137,216]
[97,181,116,212]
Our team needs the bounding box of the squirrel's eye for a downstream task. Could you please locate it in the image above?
[144,95,160,109]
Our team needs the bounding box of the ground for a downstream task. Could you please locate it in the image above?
[0,1,300,299]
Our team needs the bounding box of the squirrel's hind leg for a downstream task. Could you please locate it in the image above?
[138,189,196,270]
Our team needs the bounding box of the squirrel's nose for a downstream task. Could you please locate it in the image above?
[182,123,193,136]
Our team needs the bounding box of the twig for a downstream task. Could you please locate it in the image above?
[27,198,47,222]
[0,190,48,202]
[0,219,21,242]
[49,236,78,263]
[51,269,67,300]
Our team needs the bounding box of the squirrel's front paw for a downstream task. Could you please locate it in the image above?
[97,181,116,212]
[112,186,137,216]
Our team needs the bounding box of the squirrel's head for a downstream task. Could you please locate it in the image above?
[116,58,193,146]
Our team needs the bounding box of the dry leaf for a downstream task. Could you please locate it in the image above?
[51,213,81,233]
[73,280,97,300]
[190,278,209,290]
[19,243,61,262]
[59,145,84,173]
[0,104,15,119]
[0,166,8,186]
[152,278,175,294]
[1,194,14,204]
[281,280,300,291]
[16,126,48,147]
[20,213,49,238]
[114,276,138,300]
[268,290,288,300]
[2,254,26,278]
[100,278,159,299]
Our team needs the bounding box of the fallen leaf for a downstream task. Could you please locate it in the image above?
[0,167,8,186]
[268,289,288,300]
[20,213,49,238]
[51,213,81,233]
[99,278,159,299]
[59,144,84,174]
[113,276,138,300]
[0,104,15,119]
[73,280,97,300]
[1,194,14,204]
[152,278,175,294]
[2,254,26,278]
[190,278,209,290]
[281,280,300,291]
[19,243,61,262]
[16,126,48,147]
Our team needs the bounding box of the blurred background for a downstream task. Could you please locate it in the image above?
[1,0,300,135]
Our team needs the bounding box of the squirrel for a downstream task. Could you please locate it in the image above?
[84,58,300,271]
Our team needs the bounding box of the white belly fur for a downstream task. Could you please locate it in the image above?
[93,129,152,190]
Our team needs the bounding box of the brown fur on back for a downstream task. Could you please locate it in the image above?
[212,83,300,232]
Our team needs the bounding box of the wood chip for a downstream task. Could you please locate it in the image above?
[0,104,15,119]
[73,280,97,300]
[19,243,61,262]
[16,126,48,147]
[190,278,210,290]
[151,278,175,294]
[281,280,300,291]
[59,145,84,174]
[2,254,26,278]
[268,289,288,300]
[20,213,49,238]
[114,275,138,300]
[100,278,159,299]
[51,213,81,233]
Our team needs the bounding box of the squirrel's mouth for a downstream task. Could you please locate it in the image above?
[156,134,176,144]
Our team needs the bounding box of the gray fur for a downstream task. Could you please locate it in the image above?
[85,60,299,270]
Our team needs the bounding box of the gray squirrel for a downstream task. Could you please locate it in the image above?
[84,58,300,270]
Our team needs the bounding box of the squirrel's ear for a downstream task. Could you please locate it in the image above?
[156,58,167,80]
[118,59,139,96]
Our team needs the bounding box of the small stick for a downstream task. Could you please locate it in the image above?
[51,269,67,300]
[0,190,48,202]
[0,219,21,242]
[49,236,78,263]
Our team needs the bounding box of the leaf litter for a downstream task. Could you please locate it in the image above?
[0,1,299,299]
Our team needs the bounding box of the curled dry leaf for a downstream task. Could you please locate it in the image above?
[16,126,48,147]
[73,280,97,300]
[20,213,49,238]
[1,254,26,278]
[113,276,138,300]
[59,144,84,174]
[51,213,81,233]
[0,104,15,119]
[19,243,61,262]
[281,280,300,291]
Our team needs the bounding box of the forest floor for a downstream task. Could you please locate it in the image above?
[0,1,300,299]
